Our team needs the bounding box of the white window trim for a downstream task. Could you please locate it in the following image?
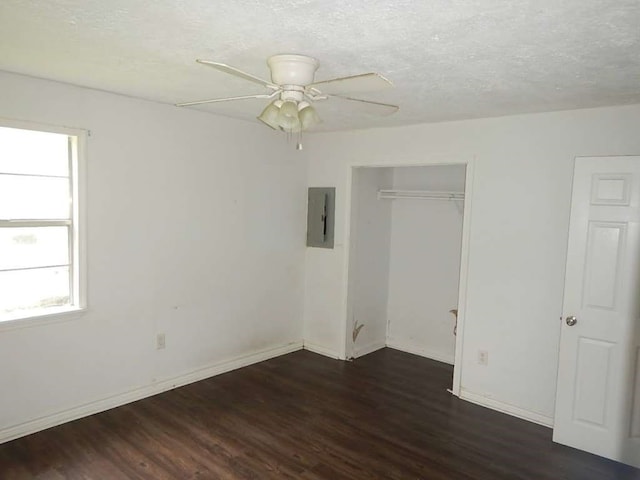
[0,117,87,330]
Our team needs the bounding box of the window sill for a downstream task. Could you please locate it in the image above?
[0,306,87,332]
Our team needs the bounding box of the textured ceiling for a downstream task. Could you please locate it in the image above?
[1,0,639,132]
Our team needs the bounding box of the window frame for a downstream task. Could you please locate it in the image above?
[0,117,87,328]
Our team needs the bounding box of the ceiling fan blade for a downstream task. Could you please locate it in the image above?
[310,73,393,95]
[176,93,275,107]
[327,95,399,116]
[196,60,278,89]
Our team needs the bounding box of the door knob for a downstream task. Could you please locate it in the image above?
[565,316,577,326]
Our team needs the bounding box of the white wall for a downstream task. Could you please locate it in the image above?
[0,71,307,441]
[303,104,640,424]
[346,167,393,358]
[386,166,465,365]
[4,67,640,436]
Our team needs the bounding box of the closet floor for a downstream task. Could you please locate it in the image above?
[0,348,638,479]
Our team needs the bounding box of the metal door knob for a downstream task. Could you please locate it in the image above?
[565,316,577,326]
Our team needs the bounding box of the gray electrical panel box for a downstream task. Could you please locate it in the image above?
[307,187,335,248]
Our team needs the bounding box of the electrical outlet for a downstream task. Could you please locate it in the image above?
[156,333,166,350]
[478,350,488,366]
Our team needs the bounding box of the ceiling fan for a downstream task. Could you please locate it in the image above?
[176,54,399,136]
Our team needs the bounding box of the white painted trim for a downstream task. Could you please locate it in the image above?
[353,341,386,358]
[460,388,554,428]
[303,341,342,359]
[451,158,475,396]
[0,307,87,332]
[341,165,356,361]
[386,341,455,365]
[0,340,303,445]
[73,129,88,316]
[0,116,90,137]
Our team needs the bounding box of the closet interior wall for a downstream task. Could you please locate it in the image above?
[347,167,393,358]
[385,165,465,364]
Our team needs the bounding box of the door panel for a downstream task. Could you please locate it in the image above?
[591,174,632,205]
[573,338,613,427]
[554,156,640,468]
[583,222,625,310]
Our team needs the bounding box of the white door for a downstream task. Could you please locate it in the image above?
[553,156,640,468]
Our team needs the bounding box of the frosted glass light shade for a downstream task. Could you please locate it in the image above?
[278,100,300,130]
[285,116,302,132]
[299,104,321,130]
[257,101,281,129]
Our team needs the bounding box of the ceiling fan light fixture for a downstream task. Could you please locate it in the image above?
[179,53,397,147]
[298,102,322,130]
[282,116,301,132]
[289,122,302,134]
[267,54,319,86]
[277,100,300,130]
[257,100,282,129]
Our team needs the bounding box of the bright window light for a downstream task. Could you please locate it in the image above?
[0,123,85,321]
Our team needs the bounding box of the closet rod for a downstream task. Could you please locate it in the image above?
[377,189,465,201]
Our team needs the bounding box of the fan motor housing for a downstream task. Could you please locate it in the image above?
[267,54,319,86]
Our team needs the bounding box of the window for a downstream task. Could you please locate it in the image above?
[0,121,85,322]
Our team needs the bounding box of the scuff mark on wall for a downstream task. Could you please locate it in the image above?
[352,320,364,342]
[450,309,458,336]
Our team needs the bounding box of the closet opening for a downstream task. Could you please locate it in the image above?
[344,163,471,395]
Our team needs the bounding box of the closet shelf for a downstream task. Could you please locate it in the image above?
[377,189,465,201]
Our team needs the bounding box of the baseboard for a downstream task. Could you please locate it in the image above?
[459,388,554,428]
[353,341,386,358]
[386,340,455,365]
[303,341,342,359]
[0,340,303,445]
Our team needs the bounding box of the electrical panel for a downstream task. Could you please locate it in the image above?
[307,187,335,248]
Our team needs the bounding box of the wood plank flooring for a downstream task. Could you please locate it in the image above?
[1,348,638,479]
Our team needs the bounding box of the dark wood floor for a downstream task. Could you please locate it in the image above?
[1,348,638,479]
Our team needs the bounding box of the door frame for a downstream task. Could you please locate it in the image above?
[341,156,475,397]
